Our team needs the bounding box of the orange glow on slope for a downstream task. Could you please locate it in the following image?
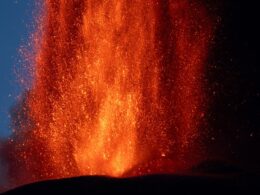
[5,0,213,187]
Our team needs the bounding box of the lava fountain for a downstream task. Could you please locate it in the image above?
[4,0,213,188]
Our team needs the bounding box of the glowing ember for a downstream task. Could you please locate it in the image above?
[5,0,213,188]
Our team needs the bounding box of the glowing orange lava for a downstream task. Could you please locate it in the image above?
[5,0,213,188]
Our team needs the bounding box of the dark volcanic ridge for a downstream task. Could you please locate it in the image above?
[2,161,259,195]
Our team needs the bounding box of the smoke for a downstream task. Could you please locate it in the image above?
[0,91,35,191]
[0,140,8,189]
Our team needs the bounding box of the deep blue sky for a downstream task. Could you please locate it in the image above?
[0,0,34,138]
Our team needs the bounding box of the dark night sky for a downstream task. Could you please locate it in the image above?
[0,0,34,138]
[205,0,260,171]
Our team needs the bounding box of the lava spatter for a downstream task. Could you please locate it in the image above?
[5,0,213,188]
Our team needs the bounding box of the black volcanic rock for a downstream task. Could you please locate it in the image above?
[2,160,259,195]
[2,173,259,195]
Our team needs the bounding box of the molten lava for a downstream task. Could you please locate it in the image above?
[5,0,213,187]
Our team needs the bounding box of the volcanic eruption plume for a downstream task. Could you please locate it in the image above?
[2,0,213,189]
